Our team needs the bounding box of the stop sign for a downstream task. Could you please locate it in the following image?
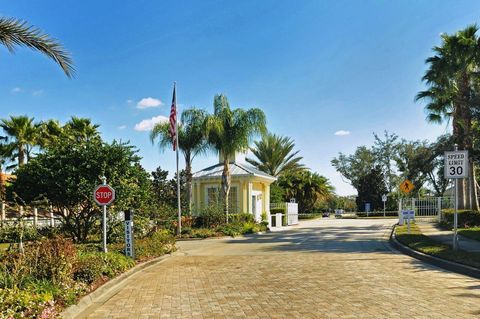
[94,184,115,206]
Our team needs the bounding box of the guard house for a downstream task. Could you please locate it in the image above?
[191,153,276,222]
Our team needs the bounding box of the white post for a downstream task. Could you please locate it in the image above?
[437,197,442,222]
[407,215,411,234]
[33,207,38,228]
[412,198,416,214]
[453,144,459,250]
[1,202,5,224]
[50,211,55,227]
[102,176,108,253]
[19,205,24,217]
[383,201,386,217]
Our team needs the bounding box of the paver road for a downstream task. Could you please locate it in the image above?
[84,219,480,318]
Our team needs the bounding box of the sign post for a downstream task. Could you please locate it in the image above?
[382,194,387,217]
[94,177,115,253]
[444,145,468,250]
[124,210,134,258]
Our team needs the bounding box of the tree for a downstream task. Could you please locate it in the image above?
[246,133,305,177]
[150,108,209,215]
[331,146,377,191]
[0,115,39,166]
[37,119,63,148]
[372,131,399,192]
[11,138,152,242]
[63,116,100,143]
[416,25,480,210]
[277,171,334,213]
[0,17,74,77]
[204,95,266,221]
[356,166,388,212]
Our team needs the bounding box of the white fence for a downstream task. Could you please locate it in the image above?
[270,202,299,226]
[398,197,455,221]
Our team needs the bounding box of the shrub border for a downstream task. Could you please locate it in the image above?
[389,224,480,279]
[61,252,176,319]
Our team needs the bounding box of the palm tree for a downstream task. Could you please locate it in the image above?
[415,25,480,210]
[0,17,74,77]
[0,115,38,166]
[38,119,63,148]
[204,95,266,221]
[246,133,305,177]
[63,116,100,142]
[278,171,334,213]
[150,108,209,214]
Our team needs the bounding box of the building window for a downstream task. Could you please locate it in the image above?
[205,186,238,213]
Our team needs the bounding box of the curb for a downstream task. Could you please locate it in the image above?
[389,224,480,279]
[61,252,176,319]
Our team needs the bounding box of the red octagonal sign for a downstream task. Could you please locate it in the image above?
[94,184,115,206]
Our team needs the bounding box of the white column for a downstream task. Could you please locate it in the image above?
[1,202,5,223]
[265,184,270,222]
[50,211,55,227]
[248,182,253,214]
[19,206,24,217]
[33,207,38,228]
[437,197,442,222]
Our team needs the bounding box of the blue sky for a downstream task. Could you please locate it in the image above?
[1,0,479,195]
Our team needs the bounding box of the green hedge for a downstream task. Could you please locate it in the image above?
[442,209,480,227]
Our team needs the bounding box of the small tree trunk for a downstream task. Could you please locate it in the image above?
[470,159,479,211]
[185,155,193,215]
[18,144,25,166]
[222,159,231,223]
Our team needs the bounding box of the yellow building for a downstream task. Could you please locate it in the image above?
[192,154,276,221]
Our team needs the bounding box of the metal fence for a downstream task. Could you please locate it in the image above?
[398,197,455,221]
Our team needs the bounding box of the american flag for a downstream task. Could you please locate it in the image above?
[169,84,177,151]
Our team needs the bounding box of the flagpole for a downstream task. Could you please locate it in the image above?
[175,82,181,236]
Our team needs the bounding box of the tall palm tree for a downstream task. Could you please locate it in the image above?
[38,119,63,148]
[0,115,38,166]
[0,17,74,77]
[150,108,209,214]
[415,25,480,210]
[246,133,305,177]
[204,95,266,221]
[64,116,100,142]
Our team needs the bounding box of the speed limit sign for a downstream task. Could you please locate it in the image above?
[444,150,468,179]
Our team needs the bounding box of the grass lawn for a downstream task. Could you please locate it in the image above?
[395,224,480,269]
[458,227,480,242]
[0,243,9,251]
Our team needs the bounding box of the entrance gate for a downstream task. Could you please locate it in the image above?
[398,197,454,221]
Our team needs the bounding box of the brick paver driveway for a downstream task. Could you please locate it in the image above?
[84,219,480,318]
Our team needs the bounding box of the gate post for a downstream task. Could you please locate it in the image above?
[412,198,416,214]
[33,207,38,228]
[437,197,442,222]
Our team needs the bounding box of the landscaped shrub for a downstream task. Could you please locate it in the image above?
[24,237,77,285]
[74,251,135,285]
[230,213,255,223]
[132,229,176,260]
[195,204,225,228]
[0,287,57,319]
[441,209,480,228]
[189,228,218,238]
[216,223,244,237]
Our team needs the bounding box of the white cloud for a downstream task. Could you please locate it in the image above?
[118,125,127,130]
[11,87,22,93]
[136,97,163,109]
[32,89,44,96]
[334,130,350,136]
[134,115,168,131]
[126,99,133,105]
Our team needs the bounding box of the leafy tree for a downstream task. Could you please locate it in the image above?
[356,165,388,212]
[0,17,74,77]
[331,146,377,191]
[277,171,334,213]
[11,138,152,242]
[37,119,63,148]
[416,25,480,210]
[246,133,305,177]
[150,166,187,218]
[204,95,266,221]
[150,108,209,215]
[0,115,39,166]
[373,131,399,192]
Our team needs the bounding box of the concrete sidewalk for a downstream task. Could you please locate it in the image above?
[417,222,480,253]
